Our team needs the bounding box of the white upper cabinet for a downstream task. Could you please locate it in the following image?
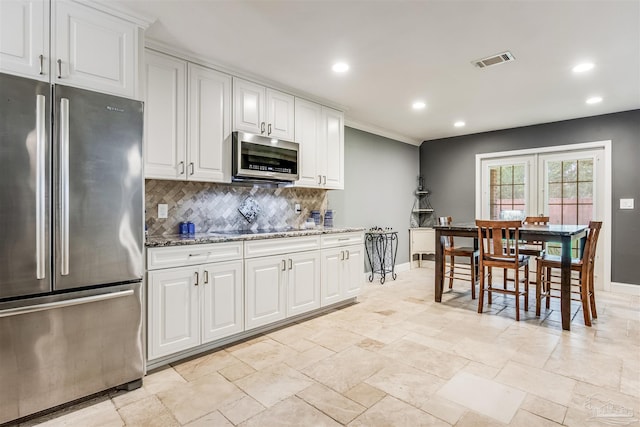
[294,98,322,187]
[144,50,187,180]
[266,88,295,140]
[143,50,231,183]
[0,0,49,81]
[188,63,231,182]
[322,106,344,189]
[54,0,138,97]
[295,100,344,190]
[0,0,141,98]
[233,77,295,140]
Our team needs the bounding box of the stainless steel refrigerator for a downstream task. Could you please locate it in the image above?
[0,72,144,424]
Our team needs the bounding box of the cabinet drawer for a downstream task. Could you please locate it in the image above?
[321,232,364,248]
[244,236,321,259]
[147,242,243,270]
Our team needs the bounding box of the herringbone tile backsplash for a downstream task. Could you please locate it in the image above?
[145,180,328,235]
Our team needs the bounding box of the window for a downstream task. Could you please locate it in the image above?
[489,164,526,220]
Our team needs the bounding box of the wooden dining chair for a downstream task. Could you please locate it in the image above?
[535,221,602,326]
[438,216,479,299]
[476,220,530,321]
[521,216,550,284]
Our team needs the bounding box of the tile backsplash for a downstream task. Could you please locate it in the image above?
[145,179,328,236]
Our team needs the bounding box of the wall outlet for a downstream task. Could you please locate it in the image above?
[158,203,168,218]
[620,198,634,210]
[295,203,301,214]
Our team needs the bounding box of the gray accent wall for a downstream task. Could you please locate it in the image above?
[420,109,640,285]
[328,127,420,267]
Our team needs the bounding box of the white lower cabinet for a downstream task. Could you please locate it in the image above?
[147,243,243,361]
[148,265,199,359]
[245,249,321,330]
[321,244,363,306]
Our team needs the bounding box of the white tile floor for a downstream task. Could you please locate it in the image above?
[17,263,640,426]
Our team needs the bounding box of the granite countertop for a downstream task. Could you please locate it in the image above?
[145,227,366,247]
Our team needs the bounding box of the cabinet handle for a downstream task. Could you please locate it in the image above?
[194,271,199,286]
[346,250,350,260]
[267,123,272,135]
[318,175,322,185]
[340,250,345,260]
[57,59,62,78]
[178,161,185,175]
[281,259,286,271]
[323,175,327,185]
[288,259,293,270]
[38,55,44,75]
[189,162,194,175]
[204,270,209,284]
[260,122,266,134]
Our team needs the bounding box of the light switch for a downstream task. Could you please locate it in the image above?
[158,203,168,218]
[295,203,301,214]
[620,198,634,210]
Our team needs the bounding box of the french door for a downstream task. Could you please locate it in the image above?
[478,144,608,289]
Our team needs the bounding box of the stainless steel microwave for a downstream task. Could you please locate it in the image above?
[232,131,299,182]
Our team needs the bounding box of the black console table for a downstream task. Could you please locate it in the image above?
[365,230,398,284]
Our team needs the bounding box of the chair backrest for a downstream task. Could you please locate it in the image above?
[476,220,523,267]
[523,216,550,225]
[522,216,550,246]
[438,216,454,247]
[582,221,603,263]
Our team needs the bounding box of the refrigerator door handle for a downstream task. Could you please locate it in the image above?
[60,97,70,276]
[36,94,47,279]
[0,290,134,318]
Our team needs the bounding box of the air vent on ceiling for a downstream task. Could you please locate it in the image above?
[473,51,515,68]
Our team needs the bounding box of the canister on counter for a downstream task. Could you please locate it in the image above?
[179,222,189,235]
[187,222,195,234]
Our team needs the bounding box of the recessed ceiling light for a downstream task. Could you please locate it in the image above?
[332,62,349,73]
[412,101,426,110]
[454,121,466,128]
[573,62,595,73]
[586,96,602,104]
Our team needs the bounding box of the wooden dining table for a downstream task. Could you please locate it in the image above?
[433,222,589,331]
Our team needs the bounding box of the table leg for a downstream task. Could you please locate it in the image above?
[435,229,444,302]
[560,235,572,331]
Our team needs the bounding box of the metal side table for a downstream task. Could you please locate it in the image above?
[365,230,398,284]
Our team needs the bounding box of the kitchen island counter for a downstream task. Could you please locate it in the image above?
[145,227,365,247]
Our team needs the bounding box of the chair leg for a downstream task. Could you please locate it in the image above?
[514,268,520,321]
[545,267,551,309]
[478,264,485,314]
[579,272,592,327]
[535,263,542,316]
[503,268,507,289]
[448,256,455,289]
[524,265,529,311]
[470,255,476,300]
[589,266,598,319]
[487,267,493,305]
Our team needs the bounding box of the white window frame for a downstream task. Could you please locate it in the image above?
[475,140,612,291]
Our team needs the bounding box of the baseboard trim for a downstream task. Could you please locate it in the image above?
[610,282,640,295]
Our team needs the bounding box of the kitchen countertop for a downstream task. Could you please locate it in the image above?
[145,227,365,247]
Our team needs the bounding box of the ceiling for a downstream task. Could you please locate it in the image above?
[112,0,640,146]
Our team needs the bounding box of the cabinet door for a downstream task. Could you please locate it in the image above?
[245,255,286,330]
[144,50,187,180]
[322,107,344,189]
[0,0,48,81]
[201,260,243,343]
[287,251,321,317]
[148,267,199,360]
[411,228,435,253]
[344,245,364,298]
[294,98,322,188]
[188,63,231,182]
[233,78,264,134]
[266,88,294,141]
[321,248,343,306]
[53,0,137,97]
